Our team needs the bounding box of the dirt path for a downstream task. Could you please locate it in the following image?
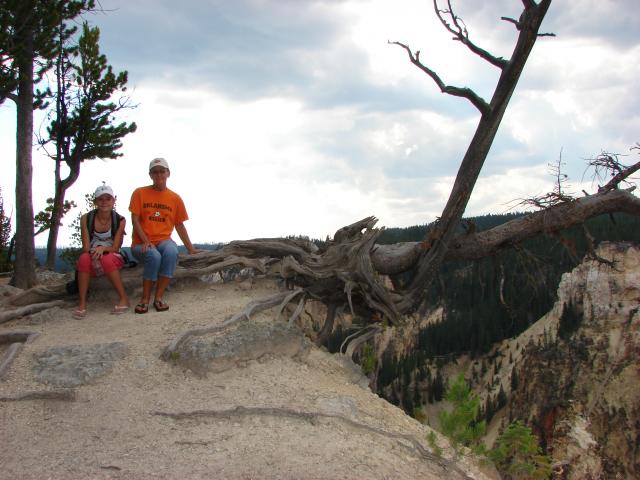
[0,276,494,480]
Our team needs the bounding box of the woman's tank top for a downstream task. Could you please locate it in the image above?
[90,227,113,249]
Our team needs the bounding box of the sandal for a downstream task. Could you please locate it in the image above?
[134,303,149,314]
[153,299,169,312]
[72,308,87,319]
[111,305,129,315]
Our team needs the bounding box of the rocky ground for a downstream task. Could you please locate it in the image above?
[0,275,495,480]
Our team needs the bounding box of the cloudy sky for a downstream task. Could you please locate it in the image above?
[1,0,639,246]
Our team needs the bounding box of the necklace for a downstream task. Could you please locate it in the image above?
[95,214,111,227]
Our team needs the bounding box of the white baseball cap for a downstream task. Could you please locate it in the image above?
[149,157,170,171]
[94,183,114,199]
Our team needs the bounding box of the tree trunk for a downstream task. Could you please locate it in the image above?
[12,14,36,289]
[46,28,67,271]
[45,186,64,270]
[398,0,552,313]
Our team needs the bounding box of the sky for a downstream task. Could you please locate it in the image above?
[1,0,639,247]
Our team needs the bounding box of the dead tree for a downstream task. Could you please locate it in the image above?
[166,0,639,353]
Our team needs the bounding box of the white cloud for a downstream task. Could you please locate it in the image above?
[1,0,639,249]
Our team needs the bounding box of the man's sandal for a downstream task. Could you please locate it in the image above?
[134,303,149,314]
[153,299,169,312]
[72,308,87,319]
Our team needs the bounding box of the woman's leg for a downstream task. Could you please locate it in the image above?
[101,253,128,307]
[76,253,93,312]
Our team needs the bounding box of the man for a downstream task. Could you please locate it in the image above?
[129,157,203,313]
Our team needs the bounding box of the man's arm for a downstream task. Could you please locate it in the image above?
[175,223,204,254]
[131,213,153,253]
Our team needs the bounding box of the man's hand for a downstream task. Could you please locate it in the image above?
[141,241,155,254]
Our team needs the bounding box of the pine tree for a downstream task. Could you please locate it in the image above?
[0,188,12,272]
[438,374,486,453]
[489,421,552,479]
[38,21,136,269]
[0,0,96,287]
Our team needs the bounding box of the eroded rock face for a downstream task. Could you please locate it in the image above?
[509,242,640,479]
[172,321,312,375]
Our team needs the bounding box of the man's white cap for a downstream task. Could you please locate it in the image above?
[94,183,114,199]
[149,157,170,171]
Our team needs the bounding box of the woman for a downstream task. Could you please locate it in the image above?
[73,183,130,319]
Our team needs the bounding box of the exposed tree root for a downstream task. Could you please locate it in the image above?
[160,290,304,360]
[0,300,66,323]
[151,405,474,479]
[0,331,40,379]
[342,326,381,357]
[0,389,76,401]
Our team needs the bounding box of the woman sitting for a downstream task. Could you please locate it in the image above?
[73,184,130,319]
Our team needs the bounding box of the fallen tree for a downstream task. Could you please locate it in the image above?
[5,1,640,354]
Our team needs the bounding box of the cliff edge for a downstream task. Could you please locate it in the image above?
[0,276,495,480]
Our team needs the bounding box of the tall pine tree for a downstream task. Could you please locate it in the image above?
[0,0,95,287]
[37,22,136,269]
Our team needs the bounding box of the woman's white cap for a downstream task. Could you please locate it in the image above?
[94,183,114,198]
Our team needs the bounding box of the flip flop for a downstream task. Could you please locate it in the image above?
[72,308,87,319]
[134,303,149,314]
[111,305,129,315]
[153,299,169,312]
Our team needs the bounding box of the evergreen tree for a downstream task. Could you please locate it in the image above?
[489,421,552,479]
[558,299,582,340]
[37,21,136,269]
[511,369,519,391]
[438,374,486,453]
[0,0,96,287]
[0,188,12,272]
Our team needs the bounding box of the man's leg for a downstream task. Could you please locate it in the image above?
[153,240,178,310]
[132,244,161,313]
[155,276,172,303]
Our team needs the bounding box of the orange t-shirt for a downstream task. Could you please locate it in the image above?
[129,186,189,246]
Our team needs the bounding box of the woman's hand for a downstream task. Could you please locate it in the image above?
[90,246,107,260]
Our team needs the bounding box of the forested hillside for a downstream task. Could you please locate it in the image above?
[348,212,640,415]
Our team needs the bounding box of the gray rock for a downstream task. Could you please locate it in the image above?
[174,322,310,375]
[33,342,127,387]
[315,396,359,419]
[29,306,64,324]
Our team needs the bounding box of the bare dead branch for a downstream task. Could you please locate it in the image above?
[315,303,337,346]
[501,16,521,29]
[388,41,490,115]
[589,150,640,193]
[275,289,306,322]
[518,150,574,209]
[433,0,508,69]
[343,327,380,358]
